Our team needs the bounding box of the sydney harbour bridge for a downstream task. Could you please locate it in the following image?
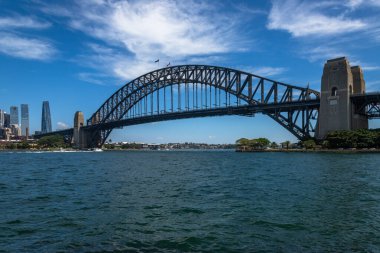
[35,57,380,148]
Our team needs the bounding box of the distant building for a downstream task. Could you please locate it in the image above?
[10,124,21,137]
[10,106,18,125]
[0,128,12,140]
[21,104,29,137]
[41,101,52,133]
[0,109,4,128]
[4,113,10,128]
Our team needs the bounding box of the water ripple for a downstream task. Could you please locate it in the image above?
[0,151,379,252]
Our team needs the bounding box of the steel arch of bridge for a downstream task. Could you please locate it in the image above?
[86,65,320,147]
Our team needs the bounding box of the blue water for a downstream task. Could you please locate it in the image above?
[0,151,380,252]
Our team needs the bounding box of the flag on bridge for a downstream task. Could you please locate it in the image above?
[154,59,159,63]
[166,62,170,67]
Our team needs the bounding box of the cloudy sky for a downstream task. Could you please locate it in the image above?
[0,0,379,143]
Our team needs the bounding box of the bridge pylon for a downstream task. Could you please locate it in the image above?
[73,111,84,148]
[73,111,96,149]
[317,57,368,139]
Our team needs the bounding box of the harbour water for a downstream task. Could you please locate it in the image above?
[1,150,380,252]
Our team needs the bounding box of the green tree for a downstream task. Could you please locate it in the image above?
[6,143,17,150]
[248,139,259,149]
[282,141,291,150]
[322,140,329,149]
[270,142,279,149]
[38,135,65,148]
[18,141,30,149]
[236,138,250,146]
[104,143,115,149]
[325,129,380,149]
[255,138,270,149]
[302,139,316,149]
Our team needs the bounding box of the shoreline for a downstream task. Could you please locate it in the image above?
[1,148,380,153]
[236,148,380,153]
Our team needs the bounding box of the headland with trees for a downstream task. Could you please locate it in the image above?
[236,129,380,152]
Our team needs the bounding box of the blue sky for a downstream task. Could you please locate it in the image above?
[0,0,379,144]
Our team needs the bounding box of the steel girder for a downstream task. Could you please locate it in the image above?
[351,92,380,118]
[84,65,320,147]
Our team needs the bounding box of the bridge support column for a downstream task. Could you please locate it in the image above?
[73,111,101,149]
[73,111,94,149]
[317,57,368,139]
[351,66,368,129]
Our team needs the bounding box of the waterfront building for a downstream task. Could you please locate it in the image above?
[10,106,18,125]
[10,124,21,137]
[41,101,52,133]
[21,104,29,137]
[0,127,12,140]
[0,109,4,128]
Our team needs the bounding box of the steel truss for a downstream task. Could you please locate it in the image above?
[84,65,320,147]
[351,92,380,118]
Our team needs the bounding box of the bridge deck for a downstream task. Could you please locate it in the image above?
[84,100,320,131]
[351,92,380,103]
[34,100,320,138]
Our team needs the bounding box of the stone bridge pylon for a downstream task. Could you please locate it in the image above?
[317,57,368,139]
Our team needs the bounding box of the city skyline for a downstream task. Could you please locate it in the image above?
[1,1,380,143]
[0,101,52,139]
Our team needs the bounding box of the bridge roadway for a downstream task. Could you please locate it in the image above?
[34,99,320,138]
[33,92,380,142]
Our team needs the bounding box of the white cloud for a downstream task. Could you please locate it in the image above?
[41,0,249,80]
[77,72,112,85]
[0,16,50,29]
[0,32,56,60]
[301,46,347,62]
[250,66,287,77]
[346,0,380,9]
[361,66,380,71]
[57,121,69,130]
[267,0,367,37]
[0,15,55,61]
[346,0,364,9]
[349,60,380,71]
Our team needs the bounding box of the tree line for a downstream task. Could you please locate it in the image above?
[236,129,380,151]
[0,135,67,150]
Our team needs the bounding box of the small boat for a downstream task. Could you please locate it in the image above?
[92,148,103,152]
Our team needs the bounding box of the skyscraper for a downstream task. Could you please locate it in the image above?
[4,113,10,128]
[0,109,4,128]
[21,104,29,137]
[41,101,52,133]
[10,106,18,125]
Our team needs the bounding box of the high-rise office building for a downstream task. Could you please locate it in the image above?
[21,104,29,136]
[4,113,10,128]
[0,109,4,128]
[41,101,52,133]
[10,106,18,125]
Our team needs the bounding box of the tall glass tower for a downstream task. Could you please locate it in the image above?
[10,106,18,125]
[41,101,52,133]
[0,109,4,128]
[21,104,29,136]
